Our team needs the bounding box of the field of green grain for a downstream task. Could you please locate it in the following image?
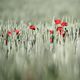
[0,0,80,80]
[0,17,80,80]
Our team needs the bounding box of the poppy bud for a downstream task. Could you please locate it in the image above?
[5,40,8,45]
[2,33,4,37]
[62,33,65,37]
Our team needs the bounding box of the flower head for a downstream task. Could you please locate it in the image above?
[49,30,54,34]
[57,27,64,35]
[29,25,36,30]
[54,19,61,24]
[7,31,12,36]
[50,38,53,43]
[15,29,20,35]
[61,22,68,27]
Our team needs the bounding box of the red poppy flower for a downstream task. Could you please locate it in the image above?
[61,22,68,27]
[15,29,20,35]
[57,27,64,35]
[57,27,63,31]
[54,19,61,24]
[7,31,12,36]
[50,38,53,43]
[49,30,54,34]
[29,25,36,30]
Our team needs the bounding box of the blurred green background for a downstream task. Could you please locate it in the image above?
[0,0,80,21]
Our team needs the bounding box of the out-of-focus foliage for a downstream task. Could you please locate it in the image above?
[0,0,80,21]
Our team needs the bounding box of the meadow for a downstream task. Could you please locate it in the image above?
[0,17,80,80]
